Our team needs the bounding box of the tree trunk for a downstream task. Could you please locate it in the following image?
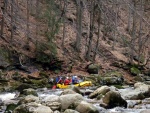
[138,0,144,65]
[0,0,6,37]
[26,0,30,44]
[75,0,82,51]
[129,0,137,64]
[127,1,132,32]
[36,0,39,39]
[112,1,119,50]
[11,0,14,42]
[62,0,67,48]
[86,0,95,61]
[93,0,102,62]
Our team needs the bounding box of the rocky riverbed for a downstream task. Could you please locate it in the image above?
[0,82,150,113]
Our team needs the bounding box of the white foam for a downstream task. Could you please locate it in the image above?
[0,93,16,101]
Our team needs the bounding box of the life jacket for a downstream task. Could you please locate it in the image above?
[64,79,70,85]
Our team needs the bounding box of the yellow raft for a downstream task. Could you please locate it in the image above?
[56,81,92,89]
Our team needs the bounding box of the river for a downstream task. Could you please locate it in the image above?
[0,87,149,113]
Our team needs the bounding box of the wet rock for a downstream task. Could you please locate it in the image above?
[142,98,150,104]
[89,86,110,99]
[87,64,99,74]
[54,110,60,113]
[98,71,124,85]
[102,77,123,85]
[72,86,83,95]
[109,86,118,91]
[42,95,59,102]
[120,82,150,100]
[59,93,84,110]
[30,78,49,88]
[101,91,127,109]
[75,101,99,113]
[15,83,34,92]
[60,89,76,95]
[13,102,53,113]
[21,88,38,96]
[134,75,144,82]
[83,89,93,95]
[145,81,150,85]
[0,106,7,113]
[19,95,40,104]
[127,100,142,108]
[64,109,79,113]
[42,95,61,111]
[5,103,18,112]
[47,102,61,111]
[140,109,150,113]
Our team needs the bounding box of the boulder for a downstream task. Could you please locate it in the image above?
[140,109,150,113]
[75,101,99,113]
[19,95,40,104]
[30,78,49,88]
[72,86,83,95]
[120,82,150,100]
[87,64,99,74]
[15,83,34,92]
[60,89,76,95]
[142,98,150,104]
[84,89,94,95]
[127,100,142,108]
[102,77,123,85]
[101,91,127,109]
[42,95,61,111]
[59,94,84,110]
[64,109,80,113]
[13,102,53,113]
[98,71,124,85]
[54,110,60,113]
[21,88,38,96]
[89,86,110,99]
[134,75,144,82]
[5,103,18,113]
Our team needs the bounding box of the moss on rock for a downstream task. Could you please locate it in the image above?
[130,67,141,76]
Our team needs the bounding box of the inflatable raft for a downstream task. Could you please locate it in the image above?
[56,81,92,89]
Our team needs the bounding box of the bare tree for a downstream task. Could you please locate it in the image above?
[129,0,137,64]
[137,0,144,65]
[26,0,30,45]
[11,0,14,42]
[62,0,67,49]
[112,0,119,50]
[86,0,95,60]
[0,0,7,37]
[93,0,102,61]
[75,0,82,51]
[36,0,40,39]
[127,0,132,32]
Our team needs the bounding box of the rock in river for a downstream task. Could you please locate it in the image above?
[101,91,127,109]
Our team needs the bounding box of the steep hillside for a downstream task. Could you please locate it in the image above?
[0,0,150,77]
